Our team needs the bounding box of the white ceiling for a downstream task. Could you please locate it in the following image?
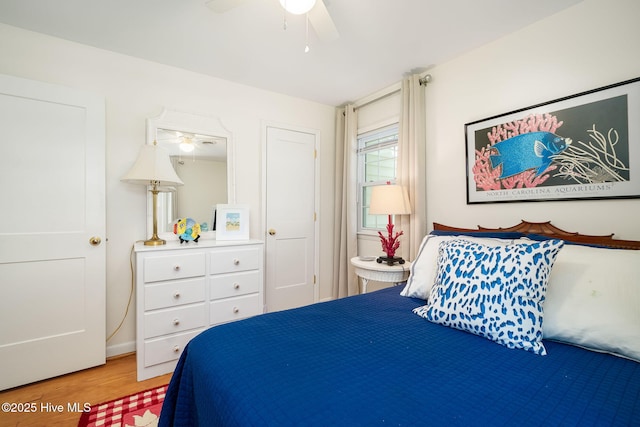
[0,0,582,106]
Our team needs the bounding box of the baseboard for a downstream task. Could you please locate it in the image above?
[106,340,135,359]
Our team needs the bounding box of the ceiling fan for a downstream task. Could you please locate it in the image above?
[205,0,339,42]
[156,129,225,158]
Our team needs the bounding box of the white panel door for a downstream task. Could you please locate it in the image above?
[265,127,317,312]
[0,74,106,390]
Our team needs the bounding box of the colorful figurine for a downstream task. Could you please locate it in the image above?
[173,217,201,243]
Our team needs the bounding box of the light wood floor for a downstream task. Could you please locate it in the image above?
[0,353,172,427]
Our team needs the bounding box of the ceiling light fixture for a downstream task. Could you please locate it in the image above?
[180,136,195,153]
[279,0,316,15]
[280,0,316,53]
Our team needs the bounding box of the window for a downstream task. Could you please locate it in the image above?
[357,124,399,232]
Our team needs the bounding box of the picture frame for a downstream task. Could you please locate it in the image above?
[465,77,640,204]
[215,204,250,240]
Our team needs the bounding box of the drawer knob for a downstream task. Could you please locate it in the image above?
[233,259,240,265]
[174,265,181,271]
[173,345,180,353]
[173,291,181,299]
[234,283,240,290]
[233,307,239,314]
[173,318,180,326]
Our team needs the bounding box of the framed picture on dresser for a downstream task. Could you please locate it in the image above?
[216,204,250,240]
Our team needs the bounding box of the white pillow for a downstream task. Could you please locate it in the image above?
[543,244,640,361]
[401,234,522,300]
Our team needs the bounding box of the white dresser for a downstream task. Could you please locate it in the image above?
[134,239,264,380]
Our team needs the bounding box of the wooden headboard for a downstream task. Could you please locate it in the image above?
[433,220,640,250]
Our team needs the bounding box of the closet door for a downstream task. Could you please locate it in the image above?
[264,126,317,312]
[0,74,106,390]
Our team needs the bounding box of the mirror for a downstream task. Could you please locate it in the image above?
[146,108,235,240]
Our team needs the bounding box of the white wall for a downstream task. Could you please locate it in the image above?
[425,0,640,240]
[0,23,336,356]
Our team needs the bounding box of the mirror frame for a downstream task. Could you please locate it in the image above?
[145,108,235,241]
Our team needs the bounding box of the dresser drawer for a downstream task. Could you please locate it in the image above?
[209,246,261,274]
[144,303,207,339]
[209,271,261,300]
[144,252,206,283]
[144,329,201,368]
[145,278,206,311]
[210,293,262,324]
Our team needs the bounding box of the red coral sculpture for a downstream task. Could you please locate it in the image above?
[378,222,402,259]
[473,113,563,191]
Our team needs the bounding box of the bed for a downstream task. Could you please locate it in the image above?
[159,221,640,426]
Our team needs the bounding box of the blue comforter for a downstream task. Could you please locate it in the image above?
[160,286,640,426]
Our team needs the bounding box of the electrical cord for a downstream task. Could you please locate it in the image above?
[106,242,143,343]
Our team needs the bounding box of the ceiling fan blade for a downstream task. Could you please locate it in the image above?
[308,0,339,42]
[205,0,247,13]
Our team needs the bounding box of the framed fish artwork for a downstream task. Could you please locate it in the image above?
[465,76,640,204]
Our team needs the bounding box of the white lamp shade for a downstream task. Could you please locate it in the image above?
[369,184,412,215]
[279,0,316,15]
[121,144,183,186]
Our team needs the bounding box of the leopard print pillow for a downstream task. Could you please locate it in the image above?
[413,238,564,355]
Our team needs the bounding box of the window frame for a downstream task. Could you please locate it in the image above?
[356,122,400,235]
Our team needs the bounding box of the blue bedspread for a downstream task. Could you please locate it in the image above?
[159,286,640,426]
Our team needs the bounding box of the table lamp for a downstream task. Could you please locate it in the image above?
[369,182,412,265]
[122,141,183,246]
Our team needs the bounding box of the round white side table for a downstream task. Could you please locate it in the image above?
[350,257,412,294]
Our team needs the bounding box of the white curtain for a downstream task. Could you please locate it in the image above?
[397,74,427,260]
[332,105,359,298]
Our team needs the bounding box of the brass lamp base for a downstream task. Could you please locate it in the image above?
[144,237,166,246]
[144,186,166,246]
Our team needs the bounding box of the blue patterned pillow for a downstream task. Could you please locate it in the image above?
[413,238,564,355]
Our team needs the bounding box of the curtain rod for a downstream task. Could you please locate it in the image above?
[353,82,401,110]
[419,74,432,86]
[352,73,432,110]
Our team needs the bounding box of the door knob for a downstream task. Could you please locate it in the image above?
[268,228,276,236]
[89,236,102,246]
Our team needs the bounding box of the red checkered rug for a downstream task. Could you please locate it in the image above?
[78,385,167,427]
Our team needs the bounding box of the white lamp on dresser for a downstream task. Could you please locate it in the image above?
[121,141,183,246]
